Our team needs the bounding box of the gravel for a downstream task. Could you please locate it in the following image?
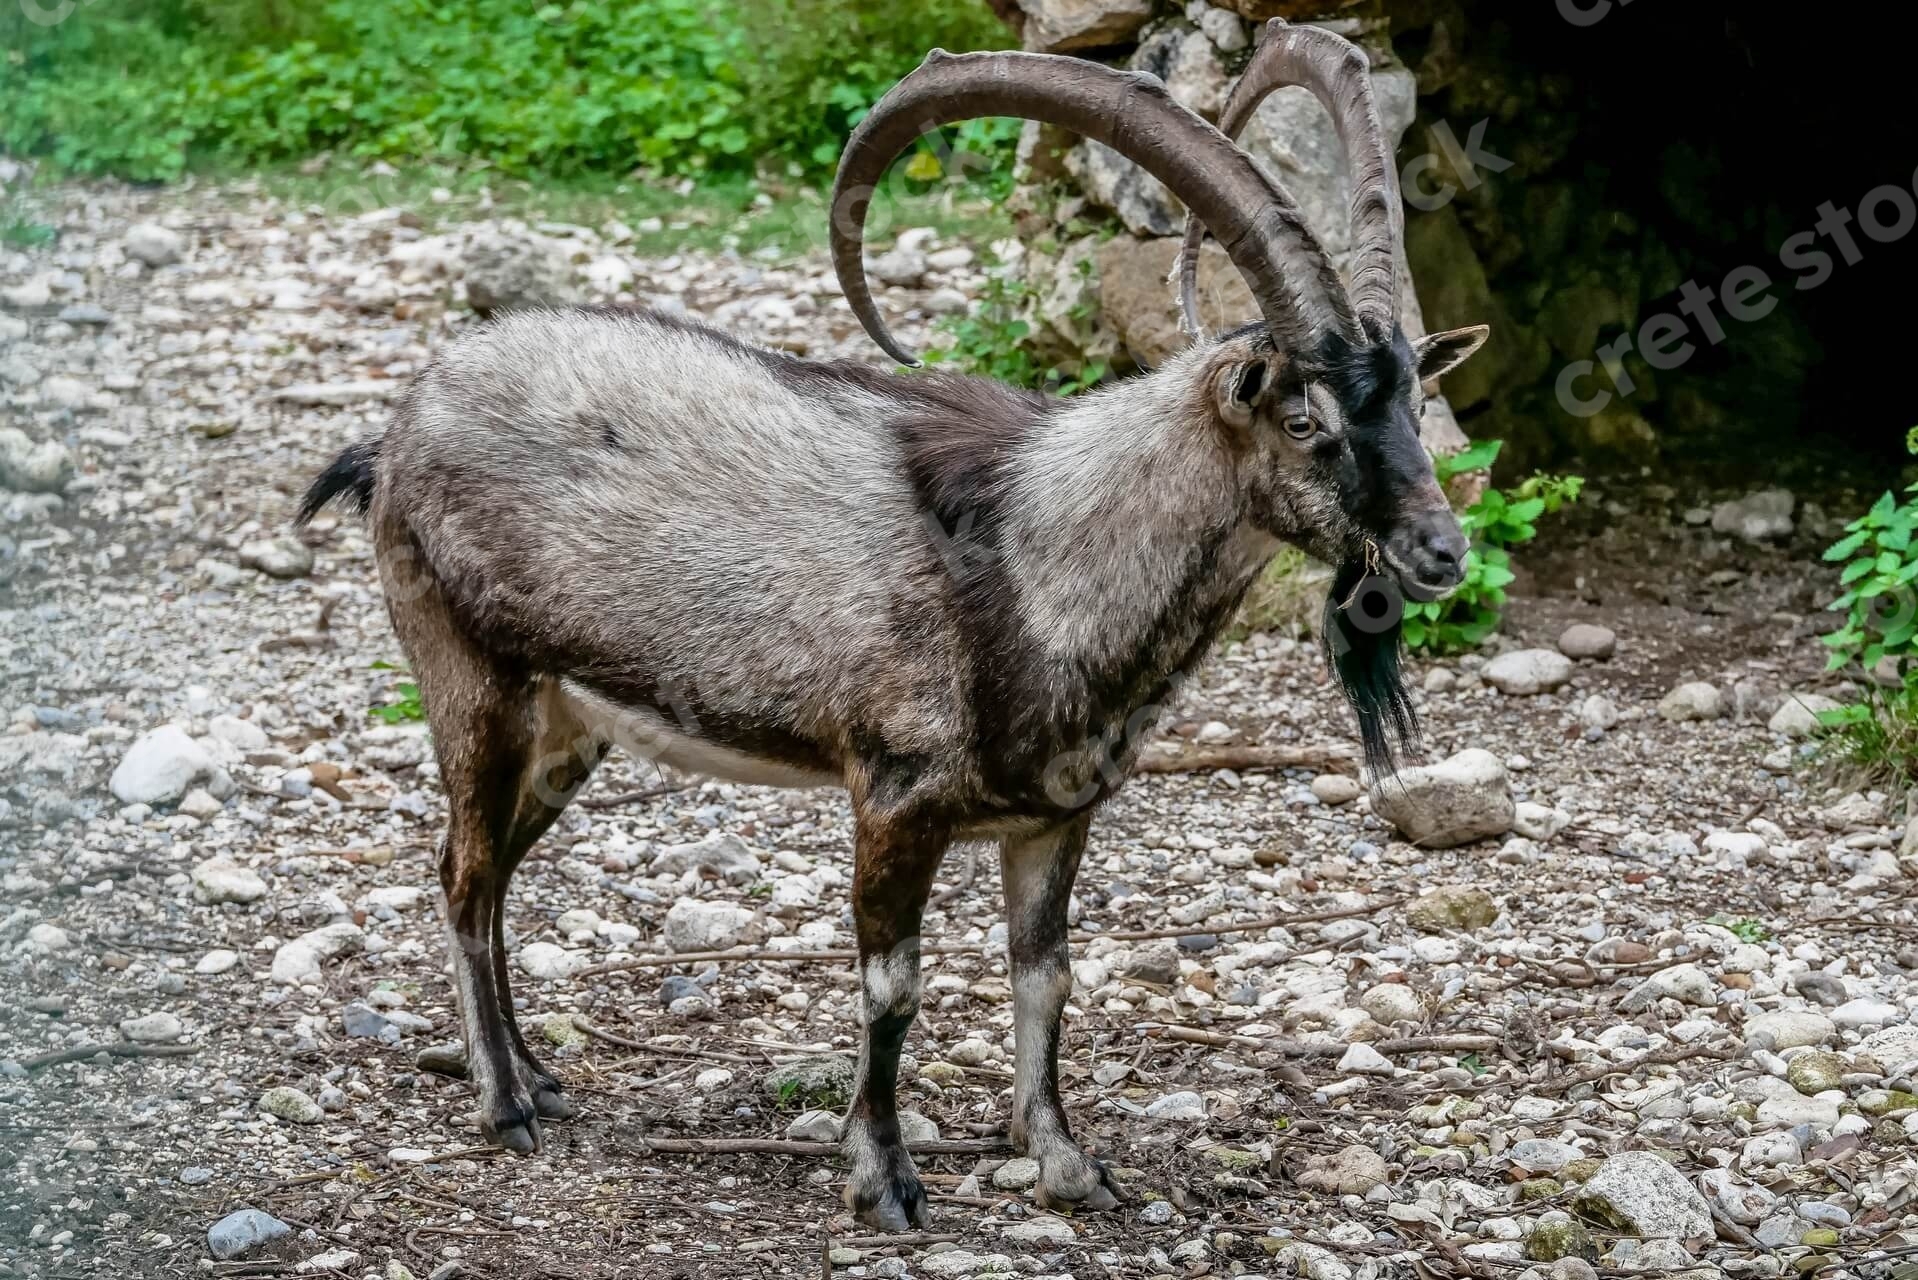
[3,174,1914,1280]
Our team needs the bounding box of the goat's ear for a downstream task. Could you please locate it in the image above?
[1215,357,1270,430]
[1414,325,1491,384]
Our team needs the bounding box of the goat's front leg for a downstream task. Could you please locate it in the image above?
[841,806,949,1232]
[1002,817,1120,1212]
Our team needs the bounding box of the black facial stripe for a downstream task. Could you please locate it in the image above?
[1295,326,1431,530]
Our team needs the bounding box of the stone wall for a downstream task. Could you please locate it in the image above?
[1005,0,1469,457]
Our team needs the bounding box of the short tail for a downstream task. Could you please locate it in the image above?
[297,440,381,525]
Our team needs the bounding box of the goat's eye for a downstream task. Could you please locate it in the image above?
[1282,414,1319,441]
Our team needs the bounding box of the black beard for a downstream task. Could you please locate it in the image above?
[1323,560,1422,779]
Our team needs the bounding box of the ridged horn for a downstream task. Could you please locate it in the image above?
[830,48,1352,365]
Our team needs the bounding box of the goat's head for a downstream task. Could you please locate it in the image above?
[828,21,1491,772]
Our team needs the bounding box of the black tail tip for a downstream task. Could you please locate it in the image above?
[297,440,380,525]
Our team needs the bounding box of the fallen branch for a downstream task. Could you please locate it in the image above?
[1136,1024,1501,1059]
[638,1136,1010,1157]
[576,900,1399,978]
[1134,742,1358,776]
[1088,900,1401,943]
[21,1041,199,1072]
[833,1233,965,1249]
[571,1018,758,1065]
[1533,1040,1739,1097]
[578,782,694,810]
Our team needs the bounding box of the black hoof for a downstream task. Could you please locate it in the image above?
[479,1095,542,1155]
[1034,1151,1123,1213]
[844,1161,930,1233]
[532,1084,575,1120]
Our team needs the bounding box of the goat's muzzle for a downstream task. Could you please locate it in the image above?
[1382,508,1468,603]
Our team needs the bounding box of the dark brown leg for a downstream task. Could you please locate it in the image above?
[383,521,582,1155]
[487,684,606,1122]
[431,683,545,1155]
[840,796,949,1232]
[1001,817,1119,1211]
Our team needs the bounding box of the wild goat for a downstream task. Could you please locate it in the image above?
[298,20,1488,1232]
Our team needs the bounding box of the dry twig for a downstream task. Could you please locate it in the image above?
[21,1041,199,1072]
[638,1136,1009,1157]
[1532,1040,1739,1097]
[1134,742,1358,775]
[1137,1024,1502,1059]
[577,900,1400,977]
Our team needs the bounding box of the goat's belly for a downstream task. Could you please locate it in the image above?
[559,681,841,790]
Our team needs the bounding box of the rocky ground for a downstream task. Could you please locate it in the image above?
[2,174,1916,1280]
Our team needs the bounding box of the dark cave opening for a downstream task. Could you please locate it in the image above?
[1398,0,1918,475]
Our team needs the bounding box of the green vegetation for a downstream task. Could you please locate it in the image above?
[1710,916,1771,944]
[1,0,1013,183]
[1819,427,1918,675]
[1816,427,1918,785]
[1401,440,1584,653]
[368,661,425,724]
[925,268,1109,394]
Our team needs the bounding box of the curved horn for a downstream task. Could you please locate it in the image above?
[1179,20,1402,342]
[830,48,1351,366]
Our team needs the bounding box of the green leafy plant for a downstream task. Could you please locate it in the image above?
[1815,677,1918,787]
[368,660,425,724]
[1400,440,1584,652]
[1709,916,1771,944]
[1,0,1017,184]
[1814,427,1918,784]
[923,270,1106,395]
[1819,427,1918,674]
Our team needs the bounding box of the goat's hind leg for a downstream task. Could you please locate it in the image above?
[392,560,570,1153]
[841,801,949,1232]
[1002,817,1120,1211]
[487,682,607,1123]
[431,692,549,1154]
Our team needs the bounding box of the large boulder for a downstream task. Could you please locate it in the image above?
[0,427,73,494]
[1015,0,1155,53]
[1369,748,1514,848]
[110,726,225,806]
[1094,235,1249,369]
[1572,1151,1714,1241]
[662,898,765,953]
[1483,648,1573,696]
[1235,64,1417,264]
[462,227,584,314]
[1067,139,1183,238]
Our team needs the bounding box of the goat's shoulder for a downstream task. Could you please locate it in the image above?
[885,372,1057,521]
